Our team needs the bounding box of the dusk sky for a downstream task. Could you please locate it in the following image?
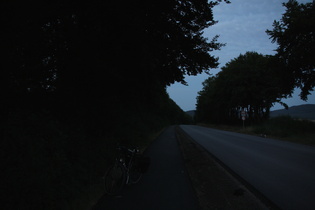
[167,0,315,111]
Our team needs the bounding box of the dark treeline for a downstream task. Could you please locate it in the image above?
[196,52,290,124]
[2,1,225,209]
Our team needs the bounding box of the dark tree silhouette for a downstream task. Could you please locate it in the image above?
[196,52,290,124]
[266,0,315,100]
[2,1,225,209]
[3,1,224,118]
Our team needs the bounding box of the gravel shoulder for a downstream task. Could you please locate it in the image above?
[175,126,274,210]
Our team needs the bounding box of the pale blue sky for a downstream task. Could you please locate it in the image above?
[167,0,314,111]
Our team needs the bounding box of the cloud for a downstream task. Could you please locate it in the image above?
[204,0,285,66]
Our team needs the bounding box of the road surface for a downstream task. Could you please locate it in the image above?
[92,126,200,210]
[180,125,315,210]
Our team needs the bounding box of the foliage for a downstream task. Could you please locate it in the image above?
[199,116,315,146]
[2,1,220,209]
[253,116,315,145]
[3,110,94,209]
[3,1,224,101]
[196,52,289,124]
[266,0,315,100]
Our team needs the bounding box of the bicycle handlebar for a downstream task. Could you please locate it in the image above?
[117,146,139,154]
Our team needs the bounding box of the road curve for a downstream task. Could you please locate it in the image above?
[180,125,315,210]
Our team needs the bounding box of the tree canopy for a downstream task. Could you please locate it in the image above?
[2,0,226,140]
[196,52,289,124]
[3,1,223,95]
[266,0,315,100]
[2,1,225,208]
[2,1,226,123]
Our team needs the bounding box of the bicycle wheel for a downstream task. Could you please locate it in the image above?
[104,163,126,195]
[128,161,142,184]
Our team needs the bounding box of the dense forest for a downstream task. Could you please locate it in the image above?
[2,1,227,209]
[196,0,315,125]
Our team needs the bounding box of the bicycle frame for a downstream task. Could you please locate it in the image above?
[117,147,138,184]
[104,146,144,195]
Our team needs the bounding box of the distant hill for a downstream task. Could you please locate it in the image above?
[186,110,196,118]
[270,104,315,120]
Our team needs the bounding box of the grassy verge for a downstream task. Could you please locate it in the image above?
[198,116,315,146]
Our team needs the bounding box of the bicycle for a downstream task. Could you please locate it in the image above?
[104,146,149,195]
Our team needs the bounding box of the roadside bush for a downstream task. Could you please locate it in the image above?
[3,94,188,209]
[253,116,315,138]
[3,109,110,210]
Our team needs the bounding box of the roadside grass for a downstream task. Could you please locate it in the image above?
[198,116,315,146]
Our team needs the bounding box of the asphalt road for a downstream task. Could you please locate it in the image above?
[92,126,200,210]
[180,125,315,210]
